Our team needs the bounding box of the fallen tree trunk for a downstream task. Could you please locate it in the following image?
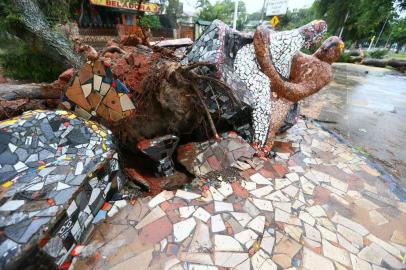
[348,56,364,63]
[0,83,61,119]
[361,58,406,71]
[0,70,68,119]
[0,98,59,120]
[13,0,82,69]
[0,83,60,100]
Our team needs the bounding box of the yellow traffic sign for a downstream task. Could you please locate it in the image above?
[270,16,279,28]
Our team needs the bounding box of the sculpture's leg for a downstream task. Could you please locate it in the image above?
[278,102,300,133]
[266,97,294,147]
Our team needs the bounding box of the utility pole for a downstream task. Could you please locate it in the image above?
[384,31,392,49]
[260,0,268,22]
[374,14,389,48]
[233,0,239,30]
[368,36,376,51]
[339,11,349,39]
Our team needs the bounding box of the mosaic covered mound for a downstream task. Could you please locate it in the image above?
[183,20,327,147]
[62,60,136,124]
[0,110,124,269]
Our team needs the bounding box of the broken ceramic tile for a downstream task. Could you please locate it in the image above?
[322,239,352,267]
[214,201,234,212]
[148,190,174,208]
[179,206,196,218]
[302,247,335,270]
[193,207,211,223]
[211,214,226,233]
[230,212,252,227]
[135,207,166,229]
[214,252,249,267]
[247,216,265,234]
[249,198,273,212]
[173,217,197,243]
[251,249,277,270]
[214,234,244,252]
[250,173,272,185]
[176,190,201,200]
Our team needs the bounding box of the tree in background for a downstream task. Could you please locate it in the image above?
[138,15,161,30]
[247,11,262,22]
[279,8,317,31]
[390,18,406,52]
[312,0,406,47]
[165,0,182,27]
[197,0,247,30]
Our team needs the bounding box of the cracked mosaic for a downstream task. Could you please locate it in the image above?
[0,110,124,269]
[183,20,327,147]
[72,119,406,270]
[62,60,136,123]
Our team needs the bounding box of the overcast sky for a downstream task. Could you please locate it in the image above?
[183,0,315,14]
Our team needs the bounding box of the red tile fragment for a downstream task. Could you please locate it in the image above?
[166,209,181,224]
[259,168,275,178]
[240,168,256,179]
[160,201,170,211]
[203,203,214,214]
[139,216,172,244]
[233,202,242,211]
[231,182,250,198]
[47,198,55,206]
[272,162,288,177]
[207,155,223,171]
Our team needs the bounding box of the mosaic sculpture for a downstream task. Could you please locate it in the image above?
[183,20,330,148]
[0,110,124,269]
[254,28,344,145]
[61,60,136,124]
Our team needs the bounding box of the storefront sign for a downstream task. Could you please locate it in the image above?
[90,0,160,13]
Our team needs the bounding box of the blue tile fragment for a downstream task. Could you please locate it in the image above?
[92,210,107,224]
[114,80,130,94]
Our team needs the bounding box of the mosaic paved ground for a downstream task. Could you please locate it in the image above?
[73,120,406,270]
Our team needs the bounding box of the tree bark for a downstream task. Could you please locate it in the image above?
[0,83,60,119]
[13,0,82,69]
[362,58,406,70]
[0,83,60,100]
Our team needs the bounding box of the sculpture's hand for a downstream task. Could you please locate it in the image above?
[253,26,285,88]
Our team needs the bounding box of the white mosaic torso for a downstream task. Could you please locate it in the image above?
[234,44,271,146]
[234,29,305,146]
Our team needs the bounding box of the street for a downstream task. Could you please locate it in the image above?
[301,63,406,184]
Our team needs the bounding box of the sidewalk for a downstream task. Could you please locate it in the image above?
[72,120,406,270]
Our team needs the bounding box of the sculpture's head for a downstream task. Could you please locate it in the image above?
[300,20,328,49]
[314,36,345,64]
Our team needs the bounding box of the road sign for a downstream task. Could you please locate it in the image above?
[270,16,279,28]
[266,0,288,16]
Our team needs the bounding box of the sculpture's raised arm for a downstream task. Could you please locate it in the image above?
[254,26,344,103]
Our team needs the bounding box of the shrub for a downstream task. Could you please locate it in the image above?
[366,49,388,59]
[337,52,351,63]
[0,44,64,83]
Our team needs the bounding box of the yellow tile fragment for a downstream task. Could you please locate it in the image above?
[38,165,46,170]
[2,181,13,188]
